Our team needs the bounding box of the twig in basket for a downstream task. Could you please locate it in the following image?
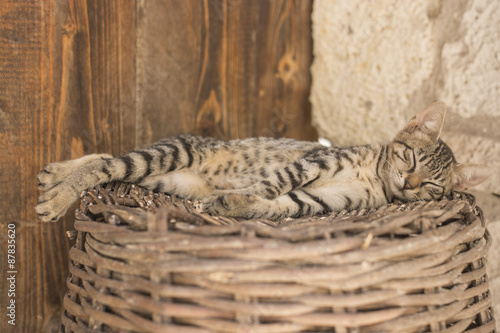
[88,204,147,229]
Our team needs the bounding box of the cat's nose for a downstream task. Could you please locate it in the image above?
[404,179,413,190]
[404,174,422,190]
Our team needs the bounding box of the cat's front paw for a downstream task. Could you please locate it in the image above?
[203,193,258,217]
[37,154,113,191]
[36,184,78,222]
[37,162,72,191]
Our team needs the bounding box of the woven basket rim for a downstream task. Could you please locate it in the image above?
[60,182,495,333]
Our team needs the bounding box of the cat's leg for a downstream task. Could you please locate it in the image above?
[36,135,211,222]
[203,159,328,218]
[208,160,324,200]
[205,188,333,220]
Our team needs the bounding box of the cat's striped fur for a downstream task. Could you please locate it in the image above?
[37,102,493,222]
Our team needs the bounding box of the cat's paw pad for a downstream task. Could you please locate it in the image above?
[36,184,77,222]
[204,193,257,217]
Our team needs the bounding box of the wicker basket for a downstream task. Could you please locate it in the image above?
[60,182,495,333]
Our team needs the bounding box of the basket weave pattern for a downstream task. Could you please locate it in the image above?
[60,182,495,333]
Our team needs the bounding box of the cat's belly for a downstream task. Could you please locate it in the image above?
[139,171,214,199]
[207,175,269,191]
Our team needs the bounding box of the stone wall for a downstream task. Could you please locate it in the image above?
[311,0,500,326]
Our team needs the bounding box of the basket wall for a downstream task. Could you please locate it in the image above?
[60,183,496,333]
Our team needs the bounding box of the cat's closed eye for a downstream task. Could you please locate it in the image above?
[392,143,415,172]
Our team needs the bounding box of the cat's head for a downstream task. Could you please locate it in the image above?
[386,101,493,202]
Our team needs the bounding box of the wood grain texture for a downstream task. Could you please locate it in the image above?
[137,0,317,143]
[0,0,315,331]
[0,1,136,332]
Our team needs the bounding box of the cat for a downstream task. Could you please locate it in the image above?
[36,102,493,222]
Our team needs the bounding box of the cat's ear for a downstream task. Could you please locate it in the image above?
[405,101,446,141]
[451,164,494,191]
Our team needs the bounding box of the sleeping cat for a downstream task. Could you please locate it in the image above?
[36,102,493,222]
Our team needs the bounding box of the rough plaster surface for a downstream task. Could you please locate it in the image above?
[311,0,500,145]
[442,132,500,194]
[311,0,500,325]
[311,0,434,146]
[439,0,500,119]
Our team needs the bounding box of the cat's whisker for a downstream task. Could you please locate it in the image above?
[382,156,398,175]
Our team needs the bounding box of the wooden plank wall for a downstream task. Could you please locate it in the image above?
[0,1,137,332]
[137,0,316,143]
[0,1,315,332]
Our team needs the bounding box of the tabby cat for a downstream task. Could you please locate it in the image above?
[37,102,493,222]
